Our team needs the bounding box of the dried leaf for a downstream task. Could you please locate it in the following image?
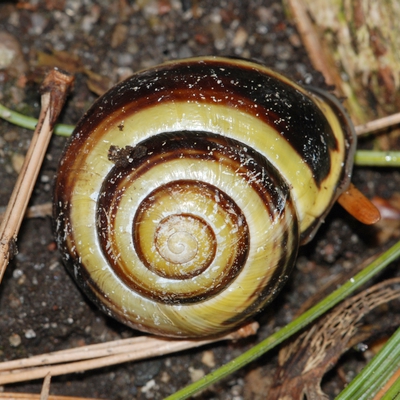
[84,68,113,96]
[36,50,83,74]
[35,50,113,96]
[268,278,400,399]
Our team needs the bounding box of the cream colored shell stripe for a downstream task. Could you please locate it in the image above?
[62,56,353,238]
[54,57,354,337]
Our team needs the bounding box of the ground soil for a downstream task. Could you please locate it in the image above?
[0,1,399,399]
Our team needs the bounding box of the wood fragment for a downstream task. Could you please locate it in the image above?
[287,0,400,124]
[0,69,73,283]
[285,0,343,91]
[0,321,258,385]
[40,373,51,400]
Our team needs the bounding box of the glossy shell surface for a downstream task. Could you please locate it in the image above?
[54,56,356,337]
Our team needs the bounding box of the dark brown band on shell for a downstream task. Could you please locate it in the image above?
[95,131,291,304]
[53,56,356,337]
[71,59,339,187]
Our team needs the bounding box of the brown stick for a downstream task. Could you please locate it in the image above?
[0,322,258,385]
[0,69,73,283]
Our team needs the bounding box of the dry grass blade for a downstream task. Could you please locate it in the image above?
[0,69,73,283]
[0,322,258,385]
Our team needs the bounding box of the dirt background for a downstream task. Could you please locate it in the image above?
[0,1,399,399]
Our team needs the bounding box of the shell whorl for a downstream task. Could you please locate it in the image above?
[54,56,356,337]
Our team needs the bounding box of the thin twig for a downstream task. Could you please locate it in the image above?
[354,112,400,136]
[0,69,73,283]
[0,322,258,385]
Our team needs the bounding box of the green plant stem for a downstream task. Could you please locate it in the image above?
[355,150,400,167]
[1,103,400,167]
[165,240,400,400]
[381,376,400,400]
[337,325,400,400]
[0,103,73,137]
[2,103,400,167]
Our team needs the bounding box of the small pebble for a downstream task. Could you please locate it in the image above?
[232,26,248,48]
[201,350,215,367]
[81,4,101,32]
[49,261,60,270]
[0,31,27,77]
[111,23,128,48]
[3,131,19,142]
[24,329,36,339]
[141,379,156,393]
[11,153,25,174]
[29,13,48,35]
[160,371,170,383]
[9,333,21,347]
[188,366,205,382]
[40,174,50,183]
[256,6,274,24]
[12,268,23,279]
[34,263,45,270]
[17,274,26,285]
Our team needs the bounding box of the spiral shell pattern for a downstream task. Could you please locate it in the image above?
[54,57,356,337]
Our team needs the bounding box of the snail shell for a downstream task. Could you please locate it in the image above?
[53,56,356,338]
